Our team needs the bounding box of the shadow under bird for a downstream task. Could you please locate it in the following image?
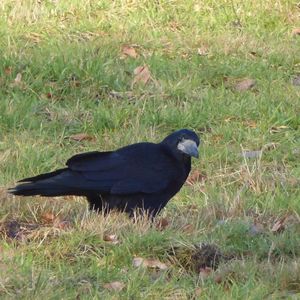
[9,129,200,217]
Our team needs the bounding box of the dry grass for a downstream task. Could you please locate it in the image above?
[0,0,300,298]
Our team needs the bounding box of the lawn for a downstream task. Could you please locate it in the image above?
[0,0,300,299]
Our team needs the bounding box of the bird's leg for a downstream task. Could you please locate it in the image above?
[86,193,104,212]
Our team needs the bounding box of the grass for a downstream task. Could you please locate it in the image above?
[0,0,300,298]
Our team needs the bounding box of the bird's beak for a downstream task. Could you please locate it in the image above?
[177,139,199,158]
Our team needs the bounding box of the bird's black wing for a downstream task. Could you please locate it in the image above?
[66,143,175,195]
[66,151,121,171]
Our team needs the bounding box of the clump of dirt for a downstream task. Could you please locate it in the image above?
[0,220,39,241]
[169,243,233,273]
[192,243,225,270]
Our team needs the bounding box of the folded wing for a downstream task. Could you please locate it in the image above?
[66,144,173,195]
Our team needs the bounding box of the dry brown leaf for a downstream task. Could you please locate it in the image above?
[145,259,168,270]
[121,45,138,58]
[55,220,71,230]
[181,223,194,234]
[14,73,22,84]
[132,257,168,270]
[235,78,256,91]
[103,281,125,292]
[132,257,144,267]
[211,134,223,143]
[103,234,119,244]
[194,287,203,297]
[186,170,206,185]
[214,274,223,284]
[41,212,56,223]
[243,120,257,128]
[69,133,95,142]
[11,73,24,88]
[41,212,69,229]
[271,215,288,233]
[197,46,209,56]
[292,28,300,36]
[132,65,151,87]
[156,218,169,230]
[199,267,213,279]
[4,67,12,75]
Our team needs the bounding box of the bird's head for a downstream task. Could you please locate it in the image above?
[162,129,200,159]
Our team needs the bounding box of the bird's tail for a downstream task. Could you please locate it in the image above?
[8,168,75,197]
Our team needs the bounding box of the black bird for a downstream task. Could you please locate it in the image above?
[9,129,200,217]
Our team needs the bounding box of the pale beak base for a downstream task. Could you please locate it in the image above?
[177,139,199,158]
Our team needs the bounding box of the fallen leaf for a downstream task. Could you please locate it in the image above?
[4,67,12,75]
[234,78,256,91]
[292,75,300,86]
[186,170,206,185]
[103,234,119,244]
[156,218,169,230]
[121,45,138,58]
[132,257,144,267]
[69,133,95,142]
[132,65,151,87]
[271,215,288,233]
[197,46,208,56]
[132,257,168,270]
[262,143,278,151]
[41,212,56,223]
[199,267,213,279]
[55,220,71,230]
[243,120,257,128]
[14,73,22,84]
[181,223,194,234]
[292,28,300,36]
[211,134,223,143]
[214,274,223,284]
[145,259,168,270]
[103,281,125,292]
[181,51,190,59]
